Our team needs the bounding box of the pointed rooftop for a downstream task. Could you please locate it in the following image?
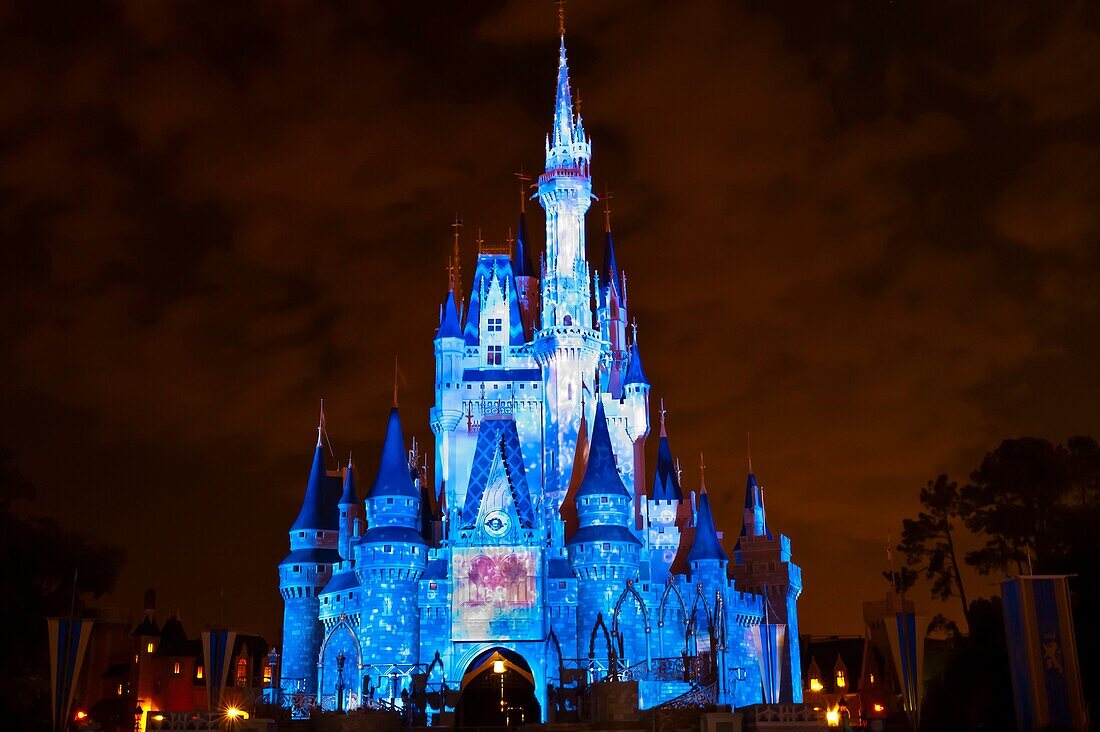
[291,421,338,531]
[367,408,420,499]
[339,456,358,506]
[514,210,536,278]
[552,35,575,149]
[623,338,649,386]
[651,401,682,501]
[689,490,728,563]
[436,289,462,339]
[576,400,631,498]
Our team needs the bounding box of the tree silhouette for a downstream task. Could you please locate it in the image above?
[897,475,970,624]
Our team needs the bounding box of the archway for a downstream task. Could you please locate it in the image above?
[455,648,540,728]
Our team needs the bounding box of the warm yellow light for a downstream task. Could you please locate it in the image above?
[493,659,506,674]
[869,673,875,684]
[836,671,846,688]
[826,708,840,727]
[146,642,154,653]
[74,710,88,720]
[809,677,823,692]
[151,715,164,722]
[172,661,180,675]
[225,707,249,720]
[196,665,204,679]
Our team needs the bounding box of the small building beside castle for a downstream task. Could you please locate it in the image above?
[278,23,804,723]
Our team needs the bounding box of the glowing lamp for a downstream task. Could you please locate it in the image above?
[74,710,88,721]
[836,671,846,688]
[809,677,823,692]
[225,707,248,720]
[493,659,506,674]
[873,703,885,713]
[152,714,164,722]
[825,708,840,727]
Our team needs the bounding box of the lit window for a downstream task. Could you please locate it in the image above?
[836,671,846,688]
[263,664,272,684]
[117,684,123,696]
[134,654,139,663]
[235,658,248,687]
[173,661,180,675]
[146,642,154,653]
[487,345,503,365]
[809,677,823,692]
[869,673,875,685]
[429,581,437,590]
[487,317,502,332]
[196,665,204,680]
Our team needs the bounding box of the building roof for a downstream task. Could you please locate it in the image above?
[290,441,339,532]
[688,491,728,563]
[436,289,463,339]
[569,523,642,546]
[651,432,682,501]
[359,525,426,545]
[801,635,866,693]
[367,408,419,499]
[339,459,358,506]
[623,340,648,386]
[281,547,342,565]
[575,400,631,498]
[321,569,359,595]
[460,417,536,529]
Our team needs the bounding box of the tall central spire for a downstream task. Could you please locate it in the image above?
[545,30,590,174]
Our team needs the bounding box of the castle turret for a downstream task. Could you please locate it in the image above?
[513,190,539,338]
[535,31,602,507]
[338,456,359,561]
[567,400,643,665]
[354,406,426,668]
[279,416,341,695]
[432,283,465,500]
[596,209,627,396]
[647,401,683,580]
[622,336,651,528]
[687,462,728,588]
[728,460,804,703]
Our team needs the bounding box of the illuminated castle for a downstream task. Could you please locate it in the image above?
[278,26,802,721]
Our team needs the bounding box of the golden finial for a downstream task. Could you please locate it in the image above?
[556,0,566,35]
[699,451,707,492]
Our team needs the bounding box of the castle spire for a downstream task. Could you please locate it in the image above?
[290,412,338,532]
[513,171,536,278]
[576,399,631,499]
[339,453,358,506]
[651,399,682,502]
[688,487,728,563]
[368,406,419,499]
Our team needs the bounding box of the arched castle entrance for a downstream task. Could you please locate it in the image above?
[454,648,540,728]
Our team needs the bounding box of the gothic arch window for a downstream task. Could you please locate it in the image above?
[235,657,248,687]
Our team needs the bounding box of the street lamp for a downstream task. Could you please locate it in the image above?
[336,650,347,714]
[267,646,280,704]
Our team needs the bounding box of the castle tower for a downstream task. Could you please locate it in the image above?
[279,418,341,695]
[513,188,539,338]
[567,400,643,665]
[337,456,359,561]
[534,32,603,506]
[354,406,427,669]
[596,210,627,396]
[622,337,651,528]
[432,284,465,501]
[647,402,683,581]
[728,464,804,702]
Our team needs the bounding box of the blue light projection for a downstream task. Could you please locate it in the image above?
[278,28,804,720]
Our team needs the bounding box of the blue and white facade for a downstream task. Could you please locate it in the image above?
[279,30,803,718]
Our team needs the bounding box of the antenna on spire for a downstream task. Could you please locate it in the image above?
[675,457,683,484]
[451,214,464,304]
[392,356,400,408]
[475,227,485,253]
[602,183,614,232]
[556,0,567,36]
[506,227,515,251]
[659,397,667,436]
[699,451,707,493]
[630,317,638,345]
[514,168,532,213]
[317,398,325,447]
[747,430,753,474]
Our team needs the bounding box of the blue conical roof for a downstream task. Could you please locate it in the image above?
[602,229,620,299]
[688,491,728,563]
[436,290,462,339]
[576,400,631,498]
[652,434,682,501]
[514,211,536,278]
[291,441,338,531]
[368,408,419,499]
[744,473,761,509]
[339,459,358,506]
[623,340,649,385]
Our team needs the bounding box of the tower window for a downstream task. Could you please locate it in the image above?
[487,317,502,332]
[173,661,181,675]
[487,345,503,365]
[603,543,611,550]
[146,642,154,653]
[196,665,204,680]
[293,565,300,572]
[235,658,248,687]
[384,545,393,553]
[387,497,394,504]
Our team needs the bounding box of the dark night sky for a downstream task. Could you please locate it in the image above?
[1,1,1098,639]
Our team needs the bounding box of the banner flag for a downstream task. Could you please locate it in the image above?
[752,623,786,704]
[202,629,238,710]
[47,616,94,732]
[884,609,925,730]
[1001,576,1087,731]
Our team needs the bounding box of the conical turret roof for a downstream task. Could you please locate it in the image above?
[368,408,419,499]
[291,437,338,531]
[576,400,631,498]
[688,490,728,563]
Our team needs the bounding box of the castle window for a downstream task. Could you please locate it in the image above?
[487,317,502,332]
[196,665,204,680]
[173,661,181,675]
[430,581,437,590]
[299,531,305,538]
[559,581,566,589]
[293,565,300,572]
[519,384,525,389]
[836,670,846,688]
[235,658,248,687]
[384,545,393,553]
[487,345,503,365]
[134,654,139,663]
[467,384,472,389]
[601,496,609,503]
[603,543,611,550]
[387,497,394,504]
[117,684,123,696]
[263,664,272,684]
[533,384,538,389]
[317,565,324,572]
[146,642,154,653]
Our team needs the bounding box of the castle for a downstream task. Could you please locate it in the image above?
[278,25,803,721]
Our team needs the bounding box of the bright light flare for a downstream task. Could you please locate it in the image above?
[224,707,249,720]
[825,707,840,727]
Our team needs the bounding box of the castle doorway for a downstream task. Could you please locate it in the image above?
[455,648,540,728]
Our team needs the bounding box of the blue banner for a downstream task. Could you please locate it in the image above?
[1000,576,1087,731]
[47,617,94,732]
[202,630,238,710]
